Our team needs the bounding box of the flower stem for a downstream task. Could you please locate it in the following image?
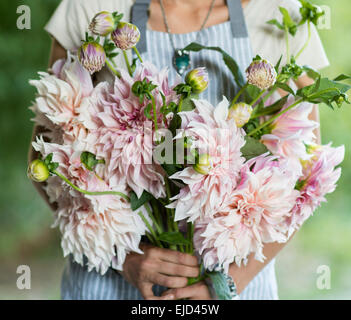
[295,21,311,61]
[137,211,163,248]
[133,46,143,63]
[105,59,121,78]
[177,95,184,112]
[285,24,290,64]
[53,170,130,201]
[250,89,267,107]
[247,98,304,137]
[145,203,163,235]
[123,50,133,76]
[230,83,248,107]
[150,95,159,132]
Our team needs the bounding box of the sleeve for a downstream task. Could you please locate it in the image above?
[44,0,89,52]
[287,0,330,71]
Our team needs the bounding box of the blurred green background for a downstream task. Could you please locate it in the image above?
[0,0,349,299]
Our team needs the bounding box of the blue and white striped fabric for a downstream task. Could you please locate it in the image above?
[61,20,279,301]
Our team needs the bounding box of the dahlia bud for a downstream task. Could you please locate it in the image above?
[193,154,212,175]
[111,22,140,50]
[185,67,209,94]
[27,159,50,183]
[228,102,253,128]
[89,11,115,36]
[246,58,277,90]
[78,41,106,74]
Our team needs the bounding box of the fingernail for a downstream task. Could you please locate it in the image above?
[165,294,174,300]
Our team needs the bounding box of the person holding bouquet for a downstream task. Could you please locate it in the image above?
[29,0,330,300]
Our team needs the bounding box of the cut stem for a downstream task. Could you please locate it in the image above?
[295,21,311,61]
[122,50,133,76]
[133,46,143,63]
[137,211,163,248]
[105,59,121,78]
[53,170,130,201]
[250,89,267,107]
[285,24,290,64]
[230,83,249,107]
[150,95,159,132]
[247,98,303,137]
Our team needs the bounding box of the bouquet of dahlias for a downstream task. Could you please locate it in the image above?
[28,1,347,299]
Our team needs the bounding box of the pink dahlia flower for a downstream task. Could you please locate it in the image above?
[287,143,344,235]
[79,63,179,198]
[261,96,319,170]
[32,137,148,274]
[168,98,246,222]
[194,154,299,272]
[29,54,94,144]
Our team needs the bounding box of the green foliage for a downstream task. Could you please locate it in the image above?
[80,151,105,171]
[299,0,325,26]
[131,79,157,103]
[129,190,153,211]
[267,7,298,36]
[240,136,270,160]
[183,42,246,88]
[159,232,191,246]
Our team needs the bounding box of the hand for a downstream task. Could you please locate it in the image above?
[161,280,212,300]
[121,243,200,300]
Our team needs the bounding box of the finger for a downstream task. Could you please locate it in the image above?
[158,261,200,278]
[149,273,188,289]
[162,282,208,300]
[158,248,198,266]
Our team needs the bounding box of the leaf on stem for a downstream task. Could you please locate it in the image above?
[159,232,191,246]
[240,136,270,161]
[183,43,246,88]
[130,190,153,211]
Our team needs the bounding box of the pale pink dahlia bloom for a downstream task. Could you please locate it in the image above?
[168,98,246,222]
[29,54,93,143]
[79,63,178,198]
[32,137,148,274]
[261,96,319,169]
[194,154,299,272]
[287,143,344,235]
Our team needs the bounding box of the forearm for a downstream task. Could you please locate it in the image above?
[229,233,296,295]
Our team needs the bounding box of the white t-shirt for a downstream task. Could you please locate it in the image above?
[45,0,329,73]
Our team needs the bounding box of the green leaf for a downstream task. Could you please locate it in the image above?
[275,82,295,95]
[253,95,289,118]
[266,19,284,30]
[302,66,320,80]
[279,7,298,36]
[181,94,199,111]
[80,151,104,171]
[333,74,351,81]
[159,232,191,246]
[168,114,182,136]
[183,42,246,88]
[130,190,153,211]
[241,136,270,160]
[162,164,180,177]
[275,55,283,73]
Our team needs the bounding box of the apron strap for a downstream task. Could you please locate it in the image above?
[131,0,151,54]
[227,0,249,38]
[131,0,249,54]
